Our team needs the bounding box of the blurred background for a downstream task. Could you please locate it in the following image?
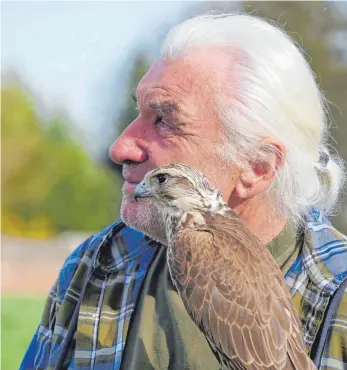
[1,1,347,368]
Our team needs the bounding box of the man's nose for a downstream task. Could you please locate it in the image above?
[109,120,148,165]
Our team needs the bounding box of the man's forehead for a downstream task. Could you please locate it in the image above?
[141,59,170,84]
[136,48,233,104]
[136,59,192,101]
[137,49,226,100]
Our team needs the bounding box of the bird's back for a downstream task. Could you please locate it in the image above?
[167,210,316,370]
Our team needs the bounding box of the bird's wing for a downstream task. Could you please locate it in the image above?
[169,213,313,369]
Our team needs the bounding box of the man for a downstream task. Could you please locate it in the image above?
[22,13,347,370]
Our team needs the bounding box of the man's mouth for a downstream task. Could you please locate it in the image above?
[122,169,148,194]
[122,181,139,192]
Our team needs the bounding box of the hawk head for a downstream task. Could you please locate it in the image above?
[134,163,226,214]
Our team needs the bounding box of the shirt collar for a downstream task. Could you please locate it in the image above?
[301,208,347,293]
[94,220,159,274]
[266,220,302,275]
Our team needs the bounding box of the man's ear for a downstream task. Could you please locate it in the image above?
[232,138,285,199]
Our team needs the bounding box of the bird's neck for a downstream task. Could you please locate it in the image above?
[164,209,207,244]
[161,191,229,245]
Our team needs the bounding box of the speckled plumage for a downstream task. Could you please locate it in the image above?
[136,163,316,370]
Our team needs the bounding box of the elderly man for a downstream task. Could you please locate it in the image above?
[22,13,347,370]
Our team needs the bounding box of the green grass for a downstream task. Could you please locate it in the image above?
[2,295,46,370]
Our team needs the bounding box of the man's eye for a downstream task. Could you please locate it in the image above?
[155,113,173,130]
[154,112,178,136]
[155,112,164,125]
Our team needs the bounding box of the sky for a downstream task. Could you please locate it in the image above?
[1,1,203,155]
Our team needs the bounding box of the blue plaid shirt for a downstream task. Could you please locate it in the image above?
[21,209,347,369]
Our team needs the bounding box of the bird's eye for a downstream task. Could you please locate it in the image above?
[156,173,169,184]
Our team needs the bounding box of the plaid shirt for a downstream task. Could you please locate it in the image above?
[21,209,347,369]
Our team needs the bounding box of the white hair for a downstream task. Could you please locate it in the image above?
[160,12,345,223]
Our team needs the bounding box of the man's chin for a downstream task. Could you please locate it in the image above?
[120,195,167,245]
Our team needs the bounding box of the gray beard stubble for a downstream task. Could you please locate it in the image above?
[120,193,168,245]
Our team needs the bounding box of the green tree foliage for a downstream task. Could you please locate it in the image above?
[2,82,122,237]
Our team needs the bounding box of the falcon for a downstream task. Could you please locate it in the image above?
[134,163,316,370]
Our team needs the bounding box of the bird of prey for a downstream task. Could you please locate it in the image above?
[134,163,316,370]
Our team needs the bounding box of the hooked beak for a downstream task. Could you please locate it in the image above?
[134,181,153,202]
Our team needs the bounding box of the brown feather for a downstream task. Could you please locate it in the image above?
[167,211,316,369]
